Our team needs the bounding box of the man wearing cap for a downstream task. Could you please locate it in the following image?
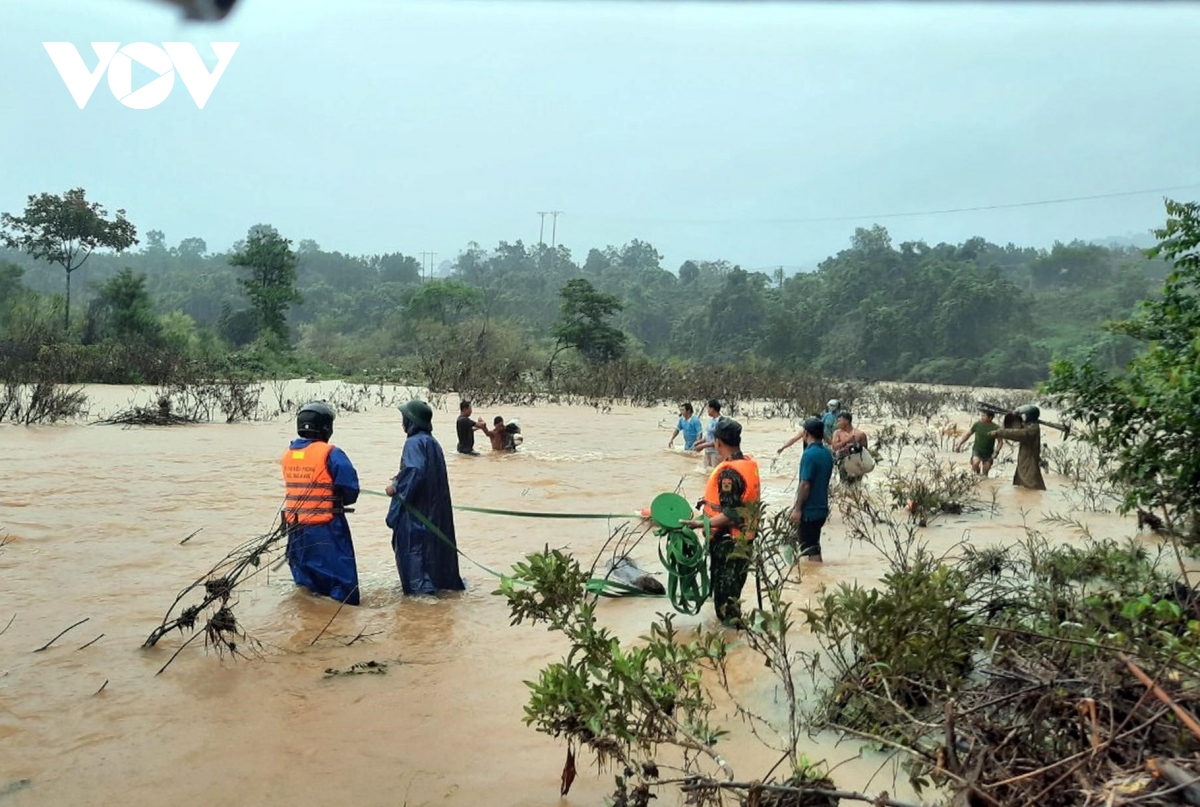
[990,404,1046,490]
[790,418,836,563]
[385,399,467,594]
[683,417,761,628]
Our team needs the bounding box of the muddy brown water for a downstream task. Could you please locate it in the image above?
[0,383,1146,806]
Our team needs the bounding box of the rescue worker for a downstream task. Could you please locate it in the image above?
[385,399,467,594]
[280,401,361,605]
[990,404,1047,490]
[683,417,761,628]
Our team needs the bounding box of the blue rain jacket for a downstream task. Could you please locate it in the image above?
[285,438,361,606]
[386,422,467,595]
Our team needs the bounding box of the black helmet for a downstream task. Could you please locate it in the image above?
[1016,404,1040,423]
[297,401,335,441]
[713,416,742,447]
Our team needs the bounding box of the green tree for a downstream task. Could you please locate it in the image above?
[1044,199,1200,537]
[0,188,138,330]
[547,278,626,375]
[229,224,302,345]
[84,268,162,344]
[405,279,483,325]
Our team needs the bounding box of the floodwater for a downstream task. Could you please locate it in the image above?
[0,383,1147,806]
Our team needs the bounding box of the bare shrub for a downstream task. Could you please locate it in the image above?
[0,381,88,425]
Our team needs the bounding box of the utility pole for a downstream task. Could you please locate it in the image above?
[548,211,563,272]
[420,251,437,282]
[536,212,548,246]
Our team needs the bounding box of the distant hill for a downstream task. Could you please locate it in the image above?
[1088,232,1156,250]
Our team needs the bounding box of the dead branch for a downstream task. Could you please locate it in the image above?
[678,778,925,807]
[77,633,104,650]
[33,617,89,652]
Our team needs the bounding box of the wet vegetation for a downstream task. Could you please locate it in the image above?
[491,203,1200,805]
[500,455,1200,807]
[142,522,288,674]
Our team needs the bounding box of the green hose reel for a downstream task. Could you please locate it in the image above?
[649,492,712,615]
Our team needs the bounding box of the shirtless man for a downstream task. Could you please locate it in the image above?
[482,416,521,452]
[830,411,869,484]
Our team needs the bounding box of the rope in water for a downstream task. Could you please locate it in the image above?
[358,488,712,611]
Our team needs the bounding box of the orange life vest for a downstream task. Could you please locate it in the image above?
[281,441,340,526]
[701,456,762,541]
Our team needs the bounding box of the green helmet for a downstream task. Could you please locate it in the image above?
[1016,404,1040,423]
[398,399,433,431]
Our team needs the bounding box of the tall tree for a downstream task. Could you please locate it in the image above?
[229,224,302,345]
[0,188,138,330]
[547,278,626,376]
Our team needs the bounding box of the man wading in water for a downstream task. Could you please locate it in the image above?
[957,408,1003,477]
[386,399,467,594]
[691,399,724,469]
[789,417,835,564]
[281,401,362,605]
[455,400,486,456]
[990,404,1047,490]
[683,417,761,628]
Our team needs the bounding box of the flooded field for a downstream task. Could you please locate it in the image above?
[0,383,1145,806]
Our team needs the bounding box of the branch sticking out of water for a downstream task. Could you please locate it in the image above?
[33,617,89,652]
[309,586,359,647]
[77,633,104,651]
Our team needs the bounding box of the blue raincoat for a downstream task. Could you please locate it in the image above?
[285,438,361,605]
[386,421,467,594]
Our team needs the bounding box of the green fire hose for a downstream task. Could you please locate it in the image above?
[358,488,712,614]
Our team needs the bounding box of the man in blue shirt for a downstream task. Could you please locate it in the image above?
[668,402,703,450]
[790,417,835,563]
[691,399,723,468]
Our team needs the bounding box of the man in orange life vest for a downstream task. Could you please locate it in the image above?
[280,402,362,605]
[683,417,761,628]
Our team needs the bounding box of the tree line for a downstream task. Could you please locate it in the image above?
[0,187,1172,389]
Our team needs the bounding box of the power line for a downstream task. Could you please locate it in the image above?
[592,182,1200,226]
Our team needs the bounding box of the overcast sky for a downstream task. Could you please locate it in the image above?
[3,0,1199,273]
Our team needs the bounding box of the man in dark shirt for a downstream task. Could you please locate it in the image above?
[455,400,484,456]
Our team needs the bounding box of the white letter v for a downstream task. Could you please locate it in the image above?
[43,42,119,109]
[163,42,239,109]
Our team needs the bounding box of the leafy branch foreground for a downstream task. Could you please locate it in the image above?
[500,485,1200,807]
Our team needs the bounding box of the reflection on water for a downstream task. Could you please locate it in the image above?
[0,382,1143,806]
